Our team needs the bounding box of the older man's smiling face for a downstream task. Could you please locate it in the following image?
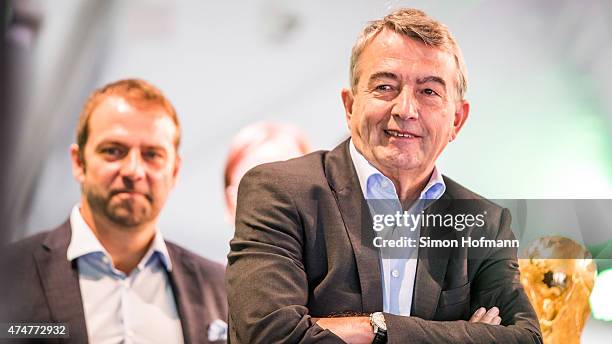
[342,29,469,179]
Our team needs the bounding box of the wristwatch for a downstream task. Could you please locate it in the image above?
[369,312,388,344]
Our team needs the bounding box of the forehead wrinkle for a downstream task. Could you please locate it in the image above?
[416,75,447,89]
[353,31,460,99]
[89,116,176,149]
[96,139,168,151]
[368,71,400,83]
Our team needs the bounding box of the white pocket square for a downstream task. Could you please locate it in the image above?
[207,319,228,341]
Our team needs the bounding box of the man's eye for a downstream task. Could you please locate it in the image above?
[101,147,122,156]
[143,151,162,160]
[375,85,394,92]
[422,88,438,96]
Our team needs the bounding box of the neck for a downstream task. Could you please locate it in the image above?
[352,141,435,204]
[79,200,156,274]
[368,162,433,205]
[390,169,432,204]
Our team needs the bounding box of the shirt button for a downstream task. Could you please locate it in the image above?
[391,270,400,278]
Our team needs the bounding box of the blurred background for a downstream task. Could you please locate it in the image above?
[2,0,611,340]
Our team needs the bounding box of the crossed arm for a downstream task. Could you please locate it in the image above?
[312,307,502,344]
[226,167,542,343]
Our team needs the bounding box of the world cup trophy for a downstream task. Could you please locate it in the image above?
[518,236,597,344]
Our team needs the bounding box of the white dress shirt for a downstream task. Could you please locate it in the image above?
[67,205,184,344]
[349,140,446,316]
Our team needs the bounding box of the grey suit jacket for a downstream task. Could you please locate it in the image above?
[226,139,542,344]
[0,221,227,344]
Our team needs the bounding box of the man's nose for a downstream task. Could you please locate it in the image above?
[120,150,146,181]
[392,86,418,120]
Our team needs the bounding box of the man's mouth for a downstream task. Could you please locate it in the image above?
[111,190,152,202]
[113,190,138,196]
[384,129,420,138]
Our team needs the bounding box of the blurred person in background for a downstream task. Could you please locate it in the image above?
[0,79,227,343]
[223,121,311,222]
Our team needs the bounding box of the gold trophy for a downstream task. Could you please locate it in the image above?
[518,236,597,344]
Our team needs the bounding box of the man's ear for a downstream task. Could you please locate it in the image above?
[171,153,181,187]
[450,100,470,141]
[341,88,355,129]
[70,143,86,183]
[224,184,237,224]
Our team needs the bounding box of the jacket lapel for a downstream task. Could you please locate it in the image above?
[167,245,211,344]
[325,139,383,313]
[35,221,89,343]
[324,140,457,319]
[411,194,454,320]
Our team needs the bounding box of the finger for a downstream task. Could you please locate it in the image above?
[492,316,502,325]
[469,307,486,322]
[481,307,499,324]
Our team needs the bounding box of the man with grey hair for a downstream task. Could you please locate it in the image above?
[227,8,541,343]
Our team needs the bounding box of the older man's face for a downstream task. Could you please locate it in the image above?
[73,96,180,228]
[342,29,468,177]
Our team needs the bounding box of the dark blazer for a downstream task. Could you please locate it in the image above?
[226,139,542,344]
[0,221,228,344]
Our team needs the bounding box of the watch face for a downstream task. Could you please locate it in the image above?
[372,312,387,331]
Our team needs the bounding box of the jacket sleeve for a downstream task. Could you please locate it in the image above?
[226,166,344,344]
[384,208,542,344]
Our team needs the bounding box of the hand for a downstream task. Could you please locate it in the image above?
[469,307,502,325]
[312,317,374,344]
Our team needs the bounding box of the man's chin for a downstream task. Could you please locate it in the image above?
[374,151,422,171]
[109,215,147,228]
[106,205,151,228]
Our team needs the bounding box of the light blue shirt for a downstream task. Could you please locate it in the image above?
[67,206,184,344]
[349,140,445,316]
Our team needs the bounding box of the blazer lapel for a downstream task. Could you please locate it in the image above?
[35,221,89,343]
[411,195,454,320]
[325,139,383,313]
[167,246,211,344]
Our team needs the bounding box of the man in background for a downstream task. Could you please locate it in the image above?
[223,121,311,222]
[1,79,227,343]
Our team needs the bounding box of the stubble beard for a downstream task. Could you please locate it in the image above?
[85,186,155,229]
